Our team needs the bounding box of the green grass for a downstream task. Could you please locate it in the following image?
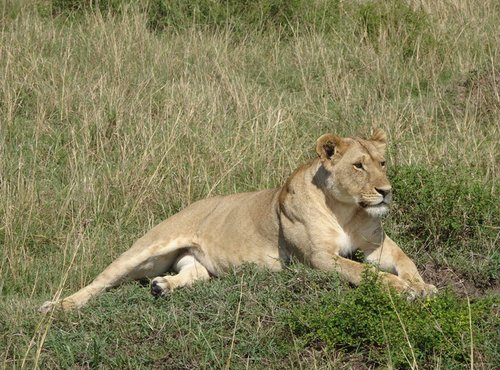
[1,0,499,368]
[388,166,499,288]
[289,270,499,369]
[3,266,498,369]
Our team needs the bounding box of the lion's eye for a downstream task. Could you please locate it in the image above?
[380,161,386,167]
[353,163,363,170]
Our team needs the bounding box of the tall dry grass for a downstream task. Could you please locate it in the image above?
[0,1,498,367]
[1,0,498,311]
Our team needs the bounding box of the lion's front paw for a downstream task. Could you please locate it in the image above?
[381,273,412,294]
[410,282,438,298]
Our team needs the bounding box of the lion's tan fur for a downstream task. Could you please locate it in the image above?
[40,129,436,312]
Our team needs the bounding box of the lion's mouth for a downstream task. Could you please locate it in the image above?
[359,201,390,217]
[359,201,389,209]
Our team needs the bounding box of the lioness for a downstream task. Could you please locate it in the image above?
[39,129,436,312]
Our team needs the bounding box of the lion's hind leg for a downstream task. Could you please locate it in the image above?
[150,253,210,297]
[39,238,193,313]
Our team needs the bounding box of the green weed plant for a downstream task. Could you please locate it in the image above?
[288,269,498,369]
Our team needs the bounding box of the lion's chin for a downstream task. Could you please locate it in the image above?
[363,203,390,217]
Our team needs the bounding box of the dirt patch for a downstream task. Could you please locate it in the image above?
[422,263,499,298]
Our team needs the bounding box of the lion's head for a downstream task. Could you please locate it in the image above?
[315,128,392,217]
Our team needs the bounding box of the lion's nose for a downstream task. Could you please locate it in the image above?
[375,187,392,198]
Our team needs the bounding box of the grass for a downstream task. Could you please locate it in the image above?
[1,0,499,368]
[289,270,498,369]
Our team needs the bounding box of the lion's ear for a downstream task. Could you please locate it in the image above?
[316,134,342,160]
[370,128,387,151]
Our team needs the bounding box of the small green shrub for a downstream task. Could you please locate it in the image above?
[389,165,497,247]
[388,165,499,284]
[287,270,498,369]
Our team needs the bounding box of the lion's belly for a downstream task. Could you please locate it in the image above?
[197,237,282,275]
[174,188,282,275]
[197,217,282,274]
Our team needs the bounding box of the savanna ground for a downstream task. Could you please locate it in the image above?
[0,0,498,368]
